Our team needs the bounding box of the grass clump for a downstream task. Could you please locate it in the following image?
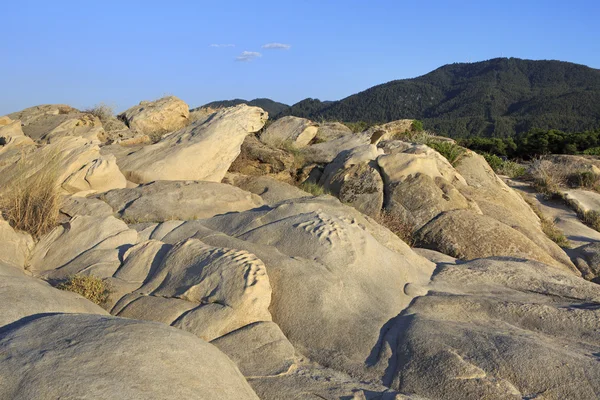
[482,153,526,178]
[83,103,114,122]
[299,182,329,196]
[520,193,570,248]
[426,139,466,167]
[566,171,600,190]
[57,275,112,305]
[374,210,416,247]
[582,210,600,232]
[0,161,61,238]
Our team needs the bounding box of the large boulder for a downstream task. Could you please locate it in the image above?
[0,268,108,327]
[229,135,295,177]
[28,215,137,280]
[8,104,105,143]
[0,136,127,196]
[0,117,35,147]
[142,196,435,379]
[314,121,353,142]
[111,238,273,342]
[415,209,568,268]
[0,314,260,400]
[319,145,385,217]
[114,105,267,183]
[259,116,318,148]
[376,257,600,399]
[118,96,190,136]
[97,180,264,223]
[455,152,576,272]
[225,174,310,205]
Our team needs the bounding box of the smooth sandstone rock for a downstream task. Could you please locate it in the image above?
[0,271,108,327]
[116,104,267,183]
[259,116,318,148]
[0,314,260,400]
[0,218,34,270]
[378,257,600,399]
[98,180,264,223]
[112,238,273,342]
[225,174,310,205]
[415,209,566,267]
[29,215,137,280]
[118,96,190,135]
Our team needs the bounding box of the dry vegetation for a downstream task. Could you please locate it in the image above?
[57,275,112,305]
[374,210,416,246]
[520,193,570,248]
[83,103,114,122]
[0,158,61,238]
[299,182,329,196]
[529,157,600,197]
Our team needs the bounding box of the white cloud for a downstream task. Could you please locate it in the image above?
[236,51,262,62]
[262,43,291,50]
[210,44,235,48]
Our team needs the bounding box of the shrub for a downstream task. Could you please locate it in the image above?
[411,120,424,132]
[499,161,527,178]
[582,210,600,232]
[374,211,415,246]
[583,147,600,156]
[426,140,465,167]
[57,275,111,305]
[0,159,61,238]
[566,171,600,189]
[83,103,114,122]
[299,182,328,196]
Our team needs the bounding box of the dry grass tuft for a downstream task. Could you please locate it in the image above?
[519,192,570,248]
[374,210,416,247]
[299,182,329,196]
[83,103,114,122]
[0,158,61,238]
[57,275,112,305]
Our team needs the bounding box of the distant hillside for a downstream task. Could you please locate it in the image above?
[199,98,289,117]
[279,58,600,137]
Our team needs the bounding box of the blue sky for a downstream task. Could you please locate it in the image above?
[1,0,599,115]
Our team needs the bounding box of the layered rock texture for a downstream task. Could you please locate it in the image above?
[2,100,600,399]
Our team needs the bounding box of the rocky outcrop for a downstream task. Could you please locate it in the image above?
[97,180,264,223]
[28,215,137,280]
[225,174,310,205]
[376,257,600,399]
[319,145,385,217]
[0,314,260,400]
[229,134,295,177]
[118,96,190,136]
[0,136,126,195]
[259,116,318,148]
[114,105,267,183]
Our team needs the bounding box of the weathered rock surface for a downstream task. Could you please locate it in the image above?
[0,314,260,400]
[377,257,600,400]
[114,105,267,183]
[97,180,264,223]
[0,136,127,195]
[118,96,190,136]
[319,145,385,217]
[315,121,353,142]
[260,116,318,148]
[225,174,310,205]
[147,197,435,379]
[7,104,106,143]
[229,134,295,177]
[415,209,566,267]
[112,238,273,342]
[0,218,34,270]
[29,215,137,280]
[0,268,108,327]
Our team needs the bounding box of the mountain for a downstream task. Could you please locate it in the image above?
[199,98,289,117]
[279,58,600,137]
